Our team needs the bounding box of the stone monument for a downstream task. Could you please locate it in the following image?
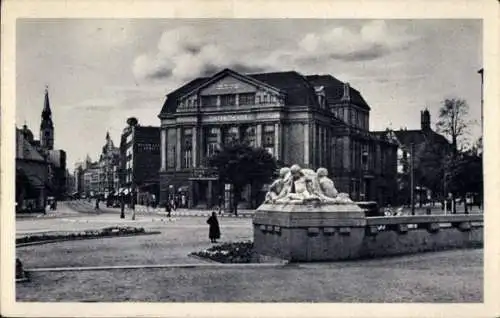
[253,164,483,262]
[253,164,366,261]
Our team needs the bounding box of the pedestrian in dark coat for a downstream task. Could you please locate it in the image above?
[207,212,221,243]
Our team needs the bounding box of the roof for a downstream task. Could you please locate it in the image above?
[305,75,370,110]
[392,129,450,148]
[16,129,46,161]
[160,77,209,115]
[249,71,317,106]
[159,68,371,115]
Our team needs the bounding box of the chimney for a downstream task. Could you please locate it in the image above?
[341,82,351,102]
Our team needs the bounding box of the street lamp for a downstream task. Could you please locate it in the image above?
[410,143,415,215]
[478,68,484,131]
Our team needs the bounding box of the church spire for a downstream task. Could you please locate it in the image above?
[42,85,52,119]
[40,85,54,150]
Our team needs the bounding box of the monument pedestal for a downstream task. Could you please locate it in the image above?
[253,202,367,262]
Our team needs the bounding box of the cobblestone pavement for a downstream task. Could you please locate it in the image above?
[15,201,483,302]
[16,202,253,267]
[17,248,483,302]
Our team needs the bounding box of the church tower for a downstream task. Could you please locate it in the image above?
[40,86,54,150]
[420,108,431,131]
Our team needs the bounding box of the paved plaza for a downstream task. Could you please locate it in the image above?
[15,202,483,302]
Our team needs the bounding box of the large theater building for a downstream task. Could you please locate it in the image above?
[158,68,398,209]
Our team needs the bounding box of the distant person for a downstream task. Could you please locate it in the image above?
[174,195,179,210]
[206,212,221,243]
[165,201,172,217]
[218,195,223,215]
[181,194,186,208]
[95,198,100,211]
[120,197,125,219]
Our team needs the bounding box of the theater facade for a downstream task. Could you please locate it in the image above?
[158,68,398,209]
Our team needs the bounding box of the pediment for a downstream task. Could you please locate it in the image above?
[199,75,258,96]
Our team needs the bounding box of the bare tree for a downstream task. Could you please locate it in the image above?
[436,98,472,153]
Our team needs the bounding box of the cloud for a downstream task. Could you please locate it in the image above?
[132,20,421,87]
[296,20,416,63]
[132,26,274,83]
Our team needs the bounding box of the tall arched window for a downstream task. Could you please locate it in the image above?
[263,124,275,155]
[181,128,193,168]
[224,126,240,144]
[244,126,256,147]
[205,127,219,158]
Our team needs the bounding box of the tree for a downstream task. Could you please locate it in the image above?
[435,98,477,213]
[413,141,448,204]
[208,141,278,214]
[126,117,138,127]
[436,98,472,153]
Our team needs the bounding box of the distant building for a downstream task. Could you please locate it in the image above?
[157,68,398,208]
[98,132,120,196]
[15,127,49,211]
[15,87,68,211]
[73,161,84,195]
[47,149,67,199]
[374,109,451,204]
[82,160,100,196]
[119,121,161,203]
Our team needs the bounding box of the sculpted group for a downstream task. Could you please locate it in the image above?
[264,164,353,205]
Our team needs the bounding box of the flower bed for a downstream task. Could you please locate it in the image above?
[190,241,254,263]
[16,226,146,245]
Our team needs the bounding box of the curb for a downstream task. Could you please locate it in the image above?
[26,262,290,272]
[16,231,161,248]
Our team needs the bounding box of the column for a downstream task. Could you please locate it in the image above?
[274,122,280,160]
[207,180,213,209]
[256,124,263,147]
[217,126,222,147]
[192,126,198,168]
[311,122,317,167]
[160,128,167,171]
[176,127,181,170]
[304,123,310,166]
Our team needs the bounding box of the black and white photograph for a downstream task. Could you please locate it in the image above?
[2,1,499,317]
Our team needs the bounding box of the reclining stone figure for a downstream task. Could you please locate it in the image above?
[264,167,290,203]
[264,164,353,204]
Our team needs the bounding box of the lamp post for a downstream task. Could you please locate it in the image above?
[478,68,484,131]
[410,143,415,215]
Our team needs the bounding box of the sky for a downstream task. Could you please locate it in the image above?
[16,19,482,169]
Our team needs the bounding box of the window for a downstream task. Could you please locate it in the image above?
[239,93,256,106]
[263,124,275,155]
[201,95,218,107]
[223,126,239,144]
[243,126,256,146]
[181,128,193,168]
[205,127,219,157]
[220,94,236,106]
[263,95,269,104]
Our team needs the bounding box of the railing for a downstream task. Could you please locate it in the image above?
[366,214,483,233]
[366,214,483,225]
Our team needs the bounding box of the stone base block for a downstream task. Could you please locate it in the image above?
[253,205,367,262]
[253,207,483,262]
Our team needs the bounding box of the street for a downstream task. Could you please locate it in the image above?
[16,202,483,302]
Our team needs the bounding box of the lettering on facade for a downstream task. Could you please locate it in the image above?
[214,83,241,90]
[203,114,254,123]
